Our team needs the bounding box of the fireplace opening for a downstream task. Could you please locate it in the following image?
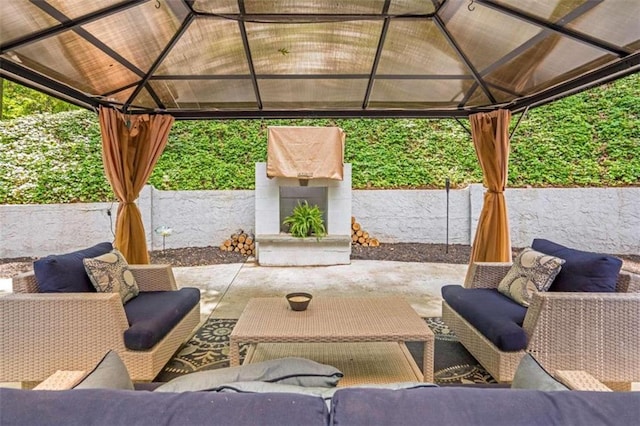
[279,186,328,233]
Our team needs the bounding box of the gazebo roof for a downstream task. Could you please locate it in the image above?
[1,0,638,119]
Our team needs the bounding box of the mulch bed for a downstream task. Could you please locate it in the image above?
[151,243,474,267]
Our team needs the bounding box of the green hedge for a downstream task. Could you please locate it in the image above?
[1,74,638,204]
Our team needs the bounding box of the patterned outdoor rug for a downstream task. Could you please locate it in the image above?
[155,317,496,385]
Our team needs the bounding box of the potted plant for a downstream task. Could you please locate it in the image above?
[282,201,326,240]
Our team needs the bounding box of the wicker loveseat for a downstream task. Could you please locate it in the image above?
[442,256,640,388]
[0,257,200,385]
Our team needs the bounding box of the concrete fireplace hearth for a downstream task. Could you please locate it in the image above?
[255,162,352,266]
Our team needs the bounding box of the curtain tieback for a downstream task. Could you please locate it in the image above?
[122,201,136,205]
[486,189,504,194]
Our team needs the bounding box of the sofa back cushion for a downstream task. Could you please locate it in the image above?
[0,388,329,426]
[123,288,200,350]
[442,285,528,351]
[330,387,640,426]
[34,242,113,293]
[532,239,622,292]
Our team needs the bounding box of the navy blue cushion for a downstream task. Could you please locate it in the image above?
[123,288,200,350]
[0,388,329,426]
[34,242,113,293]
[442,285,528,351]
[330,387,640,426]
[532,239,622,292]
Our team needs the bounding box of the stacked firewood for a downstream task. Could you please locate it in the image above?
[351,216,380,247]
[220,230,255,256]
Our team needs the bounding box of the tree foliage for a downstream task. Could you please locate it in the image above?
[1,79,78,120]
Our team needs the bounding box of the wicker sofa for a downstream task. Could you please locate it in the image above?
[0,263,200,384]
[442,260,640,387]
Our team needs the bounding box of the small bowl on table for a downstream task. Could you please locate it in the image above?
[286,292,313,311]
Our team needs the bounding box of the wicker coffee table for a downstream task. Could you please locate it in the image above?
[229,296,434,386]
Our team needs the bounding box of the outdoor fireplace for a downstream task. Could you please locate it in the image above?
[254,126,352,266]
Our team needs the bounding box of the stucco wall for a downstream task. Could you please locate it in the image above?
[1,185,638,258]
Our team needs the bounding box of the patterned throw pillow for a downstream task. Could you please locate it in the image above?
[83,249,139,303]
[498,248,565,307]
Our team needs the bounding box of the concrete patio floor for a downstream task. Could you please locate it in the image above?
[0,259,468,321]
[171,259,468,322]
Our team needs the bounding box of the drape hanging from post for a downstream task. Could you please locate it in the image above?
[469,109,512,264]
[99,107,174,264]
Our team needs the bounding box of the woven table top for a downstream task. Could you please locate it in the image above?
[230,296,433,343]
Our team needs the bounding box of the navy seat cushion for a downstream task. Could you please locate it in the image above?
[34,242,113,293]
[532,239,622,292]
[123,288,200,350]
[330,387,640,426]
[0,388,329,426]
[442,285,528,351]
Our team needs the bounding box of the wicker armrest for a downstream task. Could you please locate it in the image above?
[129,264,177,291]
[524,292,640,384]
[0,293,129,382]
[554,370,612,392]
[33,370,87,390]
[618,270,640,293]
[0,292,129,333]
[12,271,38,293]
[464,262,512,289]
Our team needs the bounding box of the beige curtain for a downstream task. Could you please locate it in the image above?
[469,109,512,264]
[99,107,174,264]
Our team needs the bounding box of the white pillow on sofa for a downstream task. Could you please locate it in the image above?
[74,350,134,390]
[511,354,568,391]
[154,357,343,392]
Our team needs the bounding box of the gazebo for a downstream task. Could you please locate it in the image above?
[2,0,639,263]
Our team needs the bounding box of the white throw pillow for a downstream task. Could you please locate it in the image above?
[154,357,344,392]
[74,350,134,390]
